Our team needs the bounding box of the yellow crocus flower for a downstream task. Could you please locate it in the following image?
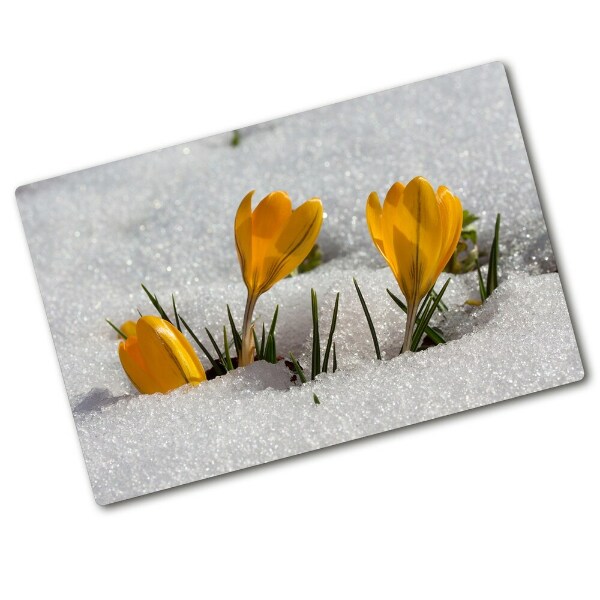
[235,190,323,366]
[366,176,463,353]
[118,316,206,394]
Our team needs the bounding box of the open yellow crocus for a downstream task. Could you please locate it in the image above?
[235,190,323,366]
[366,176,463,353]
[118,316,206,394]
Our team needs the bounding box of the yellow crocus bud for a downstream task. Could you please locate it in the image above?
[235,190,323,366]
[120,320,137,339]
[118,316,206,394]
[366,176,463,353]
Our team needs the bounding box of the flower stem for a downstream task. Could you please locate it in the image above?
[401,301,418,354]
[239,293,257,367]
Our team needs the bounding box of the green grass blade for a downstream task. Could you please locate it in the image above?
[289,353,307,384]
[410,278,451,351]
[486,242,496,296]
[486,213,501,296]
[180,315,225,375]
[267,305,279,341]
[477,263,487,302]
[416,290,431,321]
[271,331,276,361]
[264,334,276,364]
[141,284,172,323]
[252,328,261,360]
[387,288,409,313]
[226,305,242,357]
[106,319,127,339]
[259,322,266,359]
[410,318,429,351]
[322,292,340,373]
[422,325,445,346]
[223,326,234,371]
[429,288,448,312]
[353,278,381,360]
[411,284,446,351]
[415,295,433,333]
[312,393,321,405]
[332,342,338,372]
[311,289,321,380]
[415,286,446,321]
[205,327,228,371]
[387,289,446,347]
[171,295,181,331]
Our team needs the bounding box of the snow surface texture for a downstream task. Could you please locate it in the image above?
[17,62,583,504]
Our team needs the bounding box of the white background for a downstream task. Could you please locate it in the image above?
[1,2,598,598]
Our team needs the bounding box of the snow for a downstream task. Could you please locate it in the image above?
[17,62,582,504]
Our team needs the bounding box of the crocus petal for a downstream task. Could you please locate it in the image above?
[120,320,137,339]
[235,190,255,292]
[252,191,293,241]
[249,191,294,293]
[380,181,406,281]
[435,186,464,276]
[167,324,206,385]
[264,198,323,291]
[366,192,385,257]
[118,336,162,394]
[389,177,442,304]
[137,316,206,393]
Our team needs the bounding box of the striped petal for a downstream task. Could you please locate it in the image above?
[249,191,294,293]
[389,177,442,305]
[380,181,405,281]
[118,336,162,394]
[265,198,323,291]
[136,316,206,393]
[234,190,255,292]
[435,186,463,276]
[366,191,385,257]
[252,191,293,242]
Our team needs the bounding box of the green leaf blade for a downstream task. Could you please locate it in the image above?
[289,353,307,384]
[332,342,338,373]
[141,284,172,323]
[387,288,446,349]
[252,328,261,360]
[180,315,225,375]
[259,322,266,359]
[226,305,242,358]
[411,278,451,351]
[106,319,127,340]
[172,295,182,332]
[264,334,276,364]
[354,278,381,360]
[322,292,340,373]
[477,263,487,302]
[311,289,321,380]
[486,213,501,296]
[205,327,228,371]
[223,326,234,371]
